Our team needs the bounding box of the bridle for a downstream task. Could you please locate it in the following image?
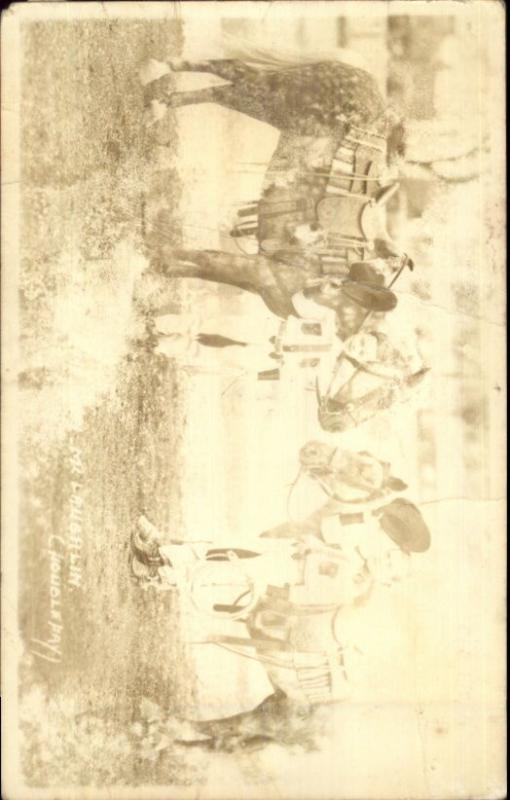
[291,446,389,511]
[317,253,412,420]
[312,472,387,506]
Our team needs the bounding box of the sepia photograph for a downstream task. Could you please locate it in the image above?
[1,1,506,798]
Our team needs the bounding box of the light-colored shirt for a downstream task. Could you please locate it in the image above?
[155,304,342,375]
[272,291,342,376]
[320,515,411,587]
[291,290,336,322]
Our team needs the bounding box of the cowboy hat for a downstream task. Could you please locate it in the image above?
[341,262,398,312]
[374,498,431,553]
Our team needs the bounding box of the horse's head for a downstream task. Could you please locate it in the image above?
[331,448,407,500]
[298,442,407,505]
[299,440,336,473]
[317,332,428,432]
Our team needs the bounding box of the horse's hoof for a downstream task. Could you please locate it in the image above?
[139,58,171,87]
[143,100,168,127]
[168,57,185,71]
[149,256,168,275]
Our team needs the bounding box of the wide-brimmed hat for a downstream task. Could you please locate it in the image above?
[374,498,431,553]
[341,262,398,312]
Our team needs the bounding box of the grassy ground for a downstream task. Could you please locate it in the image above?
[17,18,206,786]
[16,18,328,787]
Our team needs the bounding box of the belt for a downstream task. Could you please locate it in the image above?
[338,508,383,526]
[273,320,333,357]
[338,512,364,526]
[281,343,332,353]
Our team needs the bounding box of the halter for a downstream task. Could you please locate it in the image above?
[290,446,389,513]
[313,473,386,506]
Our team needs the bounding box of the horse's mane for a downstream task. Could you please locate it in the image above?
[219,31,371,73]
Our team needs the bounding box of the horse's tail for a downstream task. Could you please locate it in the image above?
[218,30,372,73]
[219,33,402,147]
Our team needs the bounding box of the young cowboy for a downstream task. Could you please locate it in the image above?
[150,258,398,379]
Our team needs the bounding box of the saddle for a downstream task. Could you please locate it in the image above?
[316,182,399,241]
[315,128,399,269]
[230,125,396,274]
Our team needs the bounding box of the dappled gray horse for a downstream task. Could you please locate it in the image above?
[144,53,406,271]
[145,56,386,139]
[228,127,403,273]
[150,248,397,332]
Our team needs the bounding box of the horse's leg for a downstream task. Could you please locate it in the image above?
[167,86,229,109]
[152,247,276,298]
[152,247,303,318]
[146,61,252,110]
[147,82,245,115]
[169,58,255,83]
[145,74,225,108]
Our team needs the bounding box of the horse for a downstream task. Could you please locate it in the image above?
[198,471,429,708]
[147,122,405,277]
[229,126,404,274]
[263,440,430,554]
[130,439,408,598]
[130,441,430,710]
[143,53,386,140]
[261,442,409,544]
[297,440,408,501]
[142,43,406,273]
[316,329,429,432]
[147,248,424,431]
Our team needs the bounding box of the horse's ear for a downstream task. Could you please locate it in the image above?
[386,477,408,492]
[409,368,430,386]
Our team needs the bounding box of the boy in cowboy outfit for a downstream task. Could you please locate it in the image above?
[151,258,398,380]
